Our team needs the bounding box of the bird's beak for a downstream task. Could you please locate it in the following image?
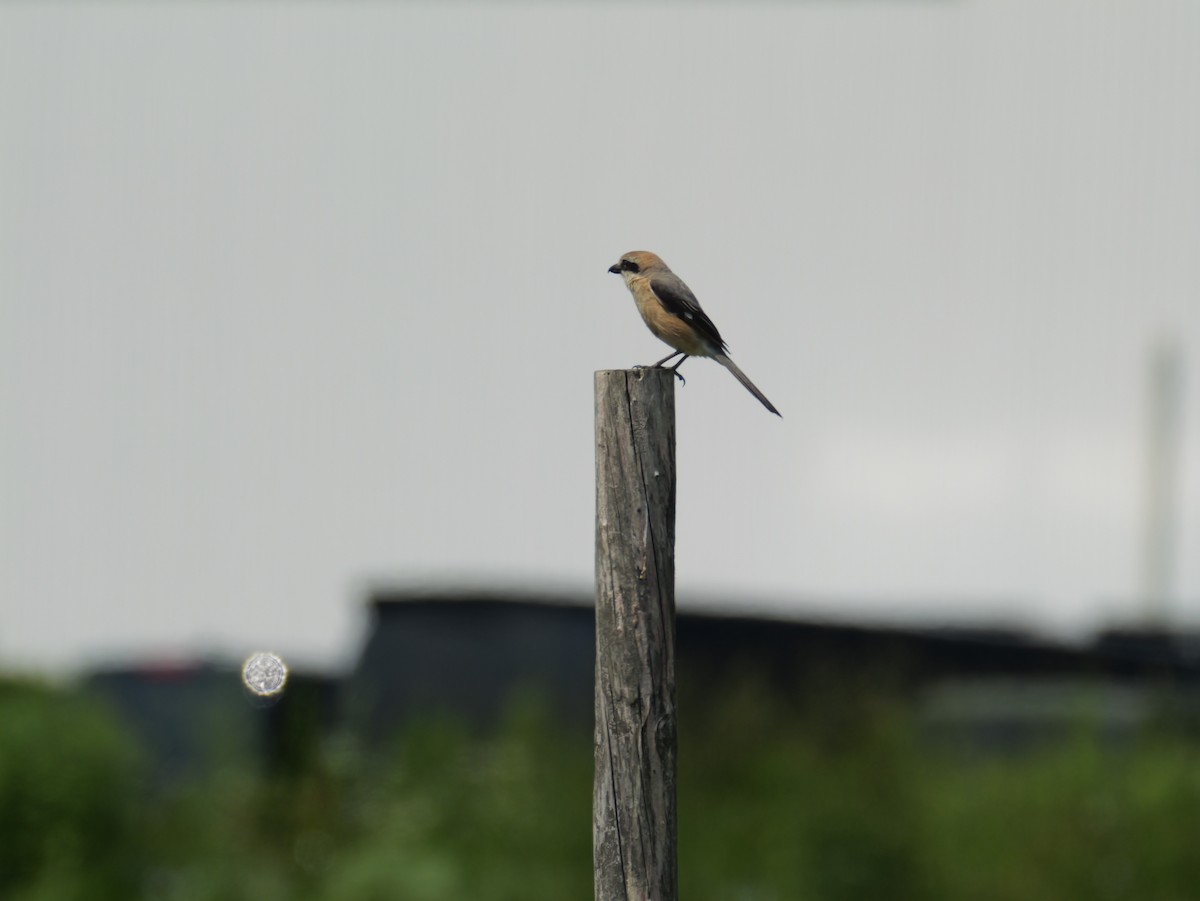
[607,263,621,274]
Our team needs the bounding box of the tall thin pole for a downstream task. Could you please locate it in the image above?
[1141,336,1183,625]
[593,368,678,901]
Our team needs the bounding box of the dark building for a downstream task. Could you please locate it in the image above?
[84,589,1200,781]
[349,588,1200,749]
[85,660,340,785]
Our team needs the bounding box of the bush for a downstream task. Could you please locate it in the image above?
[4,673,1200,900]
[0,678,144,901]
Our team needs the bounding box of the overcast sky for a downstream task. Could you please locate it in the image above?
[3,2,1199,674]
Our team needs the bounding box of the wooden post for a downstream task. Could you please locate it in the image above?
[593,368,677,901]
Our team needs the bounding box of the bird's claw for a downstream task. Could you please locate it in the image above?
[633,363,685,386]
[655,364,686,385]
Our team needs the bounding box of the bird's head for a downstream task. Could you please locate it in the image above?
[608,251,666,280]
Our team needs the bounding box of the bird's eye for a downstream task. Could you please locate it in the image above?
[622,259,640,273]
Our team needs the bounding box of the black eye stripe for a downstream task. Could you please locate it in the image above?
[621,259,640,273]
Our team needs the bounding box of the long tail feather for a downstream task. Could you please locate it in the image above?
[713,353,781,417]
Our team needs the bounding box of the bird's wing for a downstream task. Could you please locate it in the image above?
[647,272,727,354]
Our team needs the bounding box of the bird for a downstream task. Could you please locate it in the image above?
[607,250,781,417]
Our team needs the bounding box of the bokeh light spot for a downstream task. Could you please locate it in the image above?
[242,652,288,696]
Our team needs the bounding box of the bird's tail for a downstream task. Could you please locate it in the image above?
[713,353,781,417]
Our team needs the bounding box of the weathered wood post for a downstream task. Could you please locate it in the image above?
[593,368,678,901]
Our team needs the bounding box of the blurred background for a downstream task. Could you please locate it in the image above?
[2,2,1199,899]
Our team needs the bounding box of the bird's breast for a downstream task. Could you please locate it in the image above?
[628,277,712,357]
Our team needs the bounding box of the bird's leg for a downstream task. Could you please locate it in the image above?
[666,355,689,385]
[634,351,688,384]
[635,351,682,369]
[662,352,691,383]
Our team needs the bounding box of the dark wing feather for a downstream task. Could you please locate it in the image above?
[648,272,727,354]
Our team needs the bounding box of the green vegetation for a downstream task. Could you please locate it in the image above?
[3,675,1200,900]
[0,679,144,901]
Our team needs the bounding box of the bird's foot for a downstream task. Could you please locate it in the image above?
[660,366,686,386]
[632,363,686,385]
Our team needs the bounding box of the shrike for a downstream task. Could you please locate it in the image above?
[608,250,781,417]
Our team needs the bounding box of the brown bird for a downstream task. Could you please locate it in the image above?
[608,250,780,416]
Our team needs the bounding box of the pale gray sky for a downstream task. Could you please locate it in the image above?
[3,2,1199,673]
